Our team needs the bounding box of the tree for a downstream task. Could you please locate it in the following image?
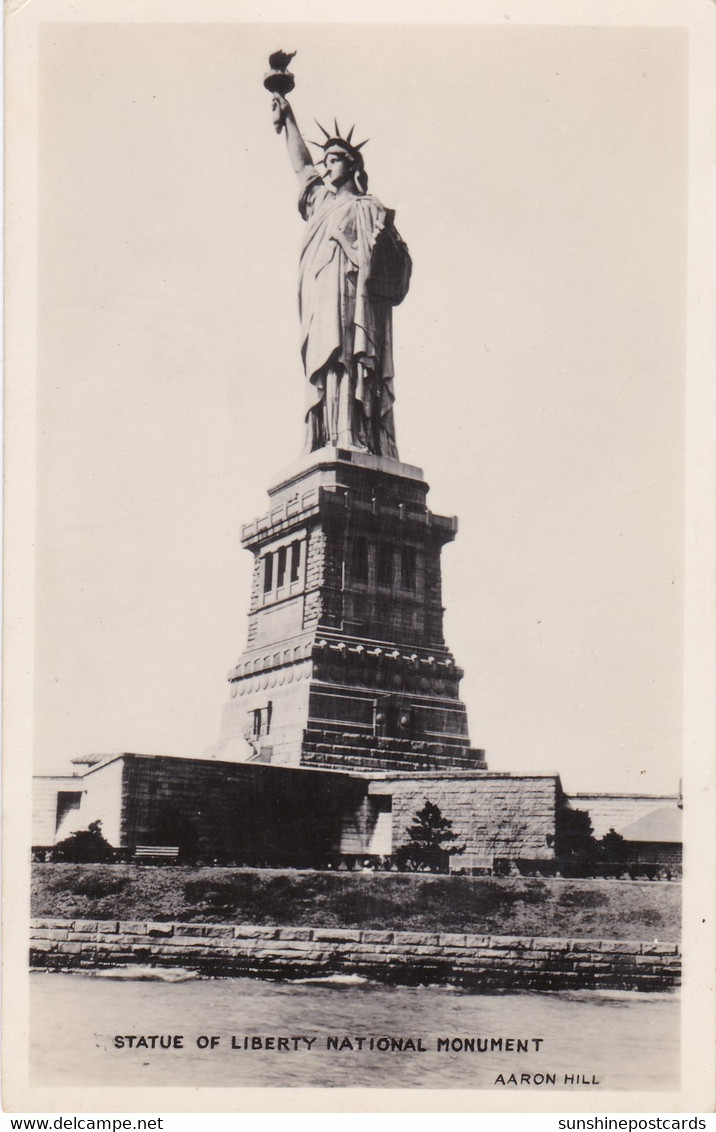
[598,828,629,862]
[555,804,596,861]
[396,801,465,872]
[50,820,116,863]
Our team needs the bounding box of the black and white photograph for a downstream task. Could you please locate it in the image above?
[4,0,715,1115]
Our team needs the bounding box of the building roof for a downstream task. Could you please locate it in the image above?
[569,793,681,842]
[619,806,682,844]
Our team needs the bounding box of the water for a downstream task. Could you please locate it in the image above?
[30,972,679,1091]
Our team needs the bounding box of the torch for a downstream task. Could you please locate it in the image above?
[264,50,296,133]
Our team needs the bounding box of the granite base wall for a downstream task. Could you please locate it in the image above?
[50,754,560,865]
[30,920,680,992]
[82,755,366,865]
[386,775,560,861]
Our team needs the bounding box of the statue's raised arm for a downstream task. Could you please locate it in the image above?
[271,93,313,176]
[264,52,411,458]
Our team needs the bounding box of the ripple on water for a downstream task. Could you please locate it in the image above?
[30,972,679,1091]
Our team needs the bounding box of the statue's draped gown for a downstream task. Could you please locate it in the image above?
[298,166,403,458]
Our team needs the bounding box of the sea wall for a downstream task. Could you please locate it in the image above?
[30,919,680,991]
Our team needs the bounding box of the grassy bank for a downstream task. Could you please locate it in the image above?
[32,865,680,940]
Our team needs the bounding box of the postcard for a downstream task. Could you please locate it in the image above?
[4,0,715,1115]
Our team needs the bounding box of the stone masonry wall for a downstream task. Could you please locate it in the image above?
[30,919,680,992]
[246,554,263,643]
[303,523,326,627]
[389,776,560,861]
[301,732,485,774]
[94,755,364,864]
[422,543,445,646]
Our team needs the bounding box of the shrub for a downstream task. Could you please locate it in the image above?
[70,872,128,898]
[50,821,116,864]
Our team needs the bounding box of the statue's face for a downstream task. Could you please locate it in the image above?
[323,149,352,187]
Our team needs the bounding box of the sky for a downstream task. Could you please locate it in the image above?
[33,20,687,794]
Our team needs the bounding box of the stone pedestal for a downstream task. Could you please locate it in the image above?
[212,447,486,773]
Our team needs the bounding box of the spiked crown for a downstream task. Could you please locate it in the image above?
[309,119,369,167]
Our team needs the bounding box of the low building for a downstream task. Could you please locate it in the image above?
[570,792,682,869]
[32,751,562,867]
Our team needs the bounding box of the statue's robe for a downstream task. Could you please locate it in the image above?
[298,166,408,457]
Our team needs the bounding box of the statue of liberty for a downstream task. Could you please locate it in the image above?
[267,55,411,458]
